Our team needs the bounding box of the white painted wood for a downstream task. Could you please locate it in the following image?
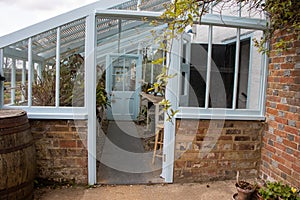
[55,27,61,108]
[179,34,191,106]
[85,14,97,185]
[106,54,142,121]
[260,42,269,116]
[28,38,33,107]
[137,0,142,11]
[11,59,16,104]
[21,60,26,102]
[232,28,241,109]
[0,0,130,48]
[162,36,182,183]
[3,105,88,119]
[96,10,266,30]
[177,107,265,120]
[205,25,213,109]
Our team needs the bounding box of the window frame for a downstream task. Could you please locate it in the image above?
[172,26,268,121]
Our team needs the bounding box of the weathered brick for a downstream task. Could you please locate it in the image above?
[268,139,274,146]
[280,97,288,104]
[225,129,242,135]
[284,125,299,135]
[235,136,251,141]
[285,147,294,155]
[283,139,297,150]
[288,120,296,127]
[287,134,295,141]
[276,136,283,143]
[30,119,88,184]
[175,119,263,183]
[278,164,292,175]
[272,160,278,168]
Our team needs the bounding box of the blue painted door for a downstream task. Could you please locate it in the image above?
[106,54,142,120]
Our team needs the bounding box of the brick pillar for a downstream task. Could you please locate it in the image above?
[261,29,300,187]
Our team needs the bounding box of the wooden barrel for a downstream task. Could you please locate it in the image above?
[0,110,36,200]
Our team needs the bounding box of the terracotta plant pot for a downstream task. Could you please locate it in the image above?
[236,181,256,200]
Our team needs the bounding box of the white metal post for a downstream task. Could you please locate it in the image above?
[56,27,61,107]
[28,38,33,107]
[85,13,97,185]
[0,49,3,108]
[11,59,16,104]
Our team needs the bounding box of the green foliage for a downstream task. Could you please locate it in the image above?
[31,54,108,109]
[259,181,300,200]
[96,71,109,110]
[255,0,300,53]
[32,54,84,106]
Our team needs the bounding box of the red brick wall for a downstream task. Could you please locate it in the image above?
[30,119,88,184]
[261,29,300,187]
[174,119,265,183]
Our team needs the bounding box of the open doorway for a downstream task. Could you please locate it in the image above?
[95,43,166,184]
[96,53,163,184]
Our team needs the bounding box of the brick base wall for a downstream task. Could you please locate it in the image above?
[261,29,300,187]
[30,119,88,184]
[174,119,265,183]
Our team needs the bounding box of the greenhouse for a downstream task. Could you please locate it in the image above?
[0,0,269,185]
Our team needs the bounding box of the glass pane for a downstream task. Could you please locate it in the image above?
[60,18,86,107]
[3,39,28,106]
[210,26,237,108]
[189,25,209,107]
[112,66,124,91]
[127,58,136,91]
[31,28,57,106]
[243,29,264,110]
[96,17,166,90]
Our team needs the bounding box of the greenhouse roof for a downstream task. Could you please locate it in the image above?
[0,0,168,50]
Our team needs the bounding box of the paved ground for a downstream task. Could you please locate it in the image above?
[97,121,163,184]
[34,180,239,200]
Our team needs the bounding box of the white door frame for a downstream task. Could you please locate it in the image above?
[162,33,191,183]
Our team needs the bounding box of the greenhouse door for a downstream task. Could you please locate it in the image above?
[106,54,142,120]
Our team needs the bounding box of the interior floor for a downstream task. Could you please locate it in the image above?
[96,120,164,184]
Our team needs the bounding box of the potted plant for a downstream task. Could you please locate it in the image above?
[258,181,300,200]
[234,172,256,200]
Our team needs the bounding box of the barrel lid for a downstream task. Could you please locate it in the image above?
[0,109,27,119]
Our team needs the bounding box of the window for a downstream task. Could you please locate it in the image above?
[177,25,267,119]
